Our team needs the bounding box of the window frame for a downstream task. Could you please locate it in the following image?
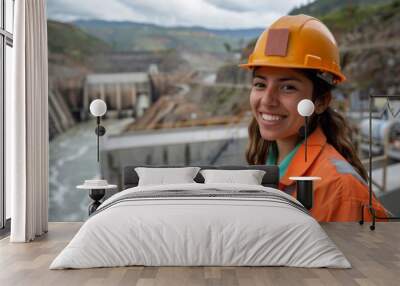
[1,0,14,231]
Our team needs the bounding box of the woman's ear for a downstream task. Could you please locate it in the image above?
[314,92,332,114]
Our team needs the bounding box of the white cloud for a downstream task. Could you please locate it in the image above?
[47,0,142,22]
[46,0,310,29]
[204,0,309,13]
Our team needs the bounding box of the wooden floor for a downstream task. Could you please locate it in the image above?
[0,222,399,286]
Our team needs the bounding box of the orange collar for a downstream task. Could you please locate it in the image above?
[280,126,327,186]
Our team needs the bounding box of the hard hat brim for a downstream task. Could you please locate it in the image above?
[238,62,346,84]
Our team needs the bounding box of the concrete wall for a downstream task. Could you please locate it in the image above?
[100,138,248,193]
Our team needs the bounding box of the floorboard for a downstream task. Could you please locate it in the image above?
[0,222,399,286]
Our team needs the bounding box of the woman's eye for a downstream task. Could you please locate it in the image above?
[253,82,266,89]
[281,85,297,92]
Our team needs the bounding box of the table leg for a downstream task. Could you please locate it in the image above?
[296,180,313,210]
[88,189,105,215]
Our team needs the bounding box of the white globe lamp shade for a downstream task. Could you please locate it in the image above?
[297,99,314,117]
[90,99,107,117]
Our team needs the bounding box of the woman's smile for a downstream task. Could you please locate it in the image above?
[259,112,288,126]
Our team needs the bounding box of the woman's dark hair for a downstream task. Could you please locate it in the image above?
[246,69,368,181]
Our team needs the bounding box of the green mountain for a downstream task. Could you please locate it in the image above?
[73,20,264,53]
[289,0,393,17]
[289,0,397,36]
[47,20,111,62]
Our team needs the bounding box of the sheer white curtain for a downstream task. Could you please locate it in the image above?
[8,0,49,242]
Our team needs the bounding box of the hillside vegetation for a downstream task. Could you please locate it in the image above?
[47,20,111,62]
[289,0,393,17]
[73,20,263,53]
[340,0,400,92]
[290,0,395,36]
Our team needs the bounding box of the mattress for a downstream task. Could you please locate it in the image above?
[50,183,351,269]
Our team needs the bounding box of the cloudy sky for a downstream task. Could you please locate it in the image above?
[47,0,312,29]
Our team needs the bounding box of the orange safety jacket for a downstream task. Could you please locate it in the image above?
[279,126,388,222]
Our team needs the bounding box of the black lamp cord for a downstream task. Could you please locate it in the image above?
[97,116,100,162]
[305,116,308,162]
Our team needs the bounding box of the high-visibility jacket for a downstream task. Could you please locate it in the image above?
[279,126,387,222]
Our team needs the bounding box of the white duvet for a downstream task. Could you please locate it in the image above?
[50,183,351,269]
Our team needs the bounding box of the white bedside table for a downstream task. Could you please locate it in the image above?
[77,184,117,215]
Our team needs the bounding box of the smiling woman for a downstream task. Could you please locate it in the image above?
[241,14,387,222]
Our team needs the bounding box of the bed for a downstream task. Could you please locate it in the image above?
[50,165,350,269]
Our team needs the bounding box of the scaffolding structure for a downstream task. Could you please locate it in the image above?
[359,92,400,230]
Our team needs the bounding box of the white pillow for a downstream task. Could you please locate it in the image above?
[200,169,266,185]
[135,167,201,186]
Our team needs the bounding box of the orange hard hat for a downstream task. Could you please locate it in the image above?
[240,14,346,84]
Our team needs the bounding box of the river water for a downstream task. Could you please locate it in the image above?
[49,118,133,221]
